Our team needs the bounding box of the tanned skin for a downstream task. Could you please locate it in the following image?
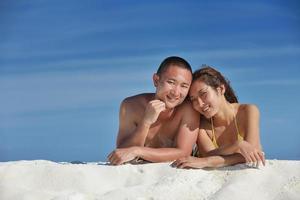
[108,65,200,165]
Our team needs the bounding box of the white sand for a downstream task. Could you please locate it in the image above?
[0,160,299,200]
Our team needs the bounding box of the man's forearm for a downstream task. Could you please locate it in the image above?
[135,147,189,162]
[118,122,151,148]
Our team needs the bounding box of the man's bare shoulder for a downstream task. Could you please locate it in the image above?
[174,100,200,124]
[176,100,197,114]
[121,93,154,114]
[174,100,200,130]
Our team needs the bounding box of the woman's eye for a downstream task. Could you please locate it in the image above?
[200,92,207,97]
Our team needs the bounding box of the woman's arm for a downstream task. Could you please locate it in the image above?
[173,129,245,169]
[205,104,265,165]
[173,153,245,169]
[243,104,263,149]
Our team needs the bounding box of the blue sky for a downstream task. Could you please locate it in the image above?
[1,0,300,162]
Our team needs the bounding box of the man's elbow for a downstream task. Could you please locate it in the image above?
[116,139,123,148]
[116,140,129,148]
[116,135,131,148]
[117,139,144,148]
[178,148,192,157]
[116,141,129,148]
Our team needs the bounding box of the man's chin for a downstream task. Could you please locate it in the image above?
[165,100,183,109]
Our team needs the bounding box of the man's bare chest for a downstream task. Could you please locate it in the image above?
[145,119,181,148]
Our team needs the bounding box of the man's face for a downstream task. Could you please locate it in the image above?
[153,65,192,109]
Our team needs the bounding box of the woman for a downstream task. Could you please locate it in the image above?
[173,66,265,169]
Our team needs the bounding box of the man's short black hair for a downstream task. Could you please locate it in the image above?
[156,56,192,76]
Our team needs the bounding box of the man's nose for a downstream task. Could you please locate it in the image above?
[171,85,180,96]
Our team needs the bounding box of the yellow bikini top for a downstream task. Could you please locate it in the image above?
[210,115,243,148]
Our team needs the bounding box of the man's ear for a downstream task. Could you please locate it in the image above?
[153,73,160,87]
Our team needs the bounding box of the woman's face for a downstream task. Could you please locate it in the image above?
[189,79,222,118]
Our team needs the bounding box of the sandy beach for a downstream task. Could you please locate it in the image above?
[0,160,299,200]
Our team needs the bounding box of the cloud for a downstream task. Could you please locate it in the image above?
[187,46,300,60]
[0,69,155,117]
[2,45,300,75]
[2,0,299,67]
[237,79,300,86]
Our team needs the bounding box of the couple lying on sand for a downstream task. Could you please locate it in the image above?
[108,56,265,169]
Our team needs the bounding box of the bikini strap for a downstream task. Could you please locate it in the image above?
[210,118,219,148]
[233,115,243,141]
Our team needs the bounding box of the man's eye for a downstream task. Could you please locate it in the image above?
[167,81,175,84]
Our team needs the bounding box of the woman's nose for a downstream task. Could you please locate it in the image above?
[197,97,205,107]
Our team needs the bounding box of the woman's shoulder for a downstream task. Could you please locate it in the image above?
[235,103,260,120]
[236,103,259,113]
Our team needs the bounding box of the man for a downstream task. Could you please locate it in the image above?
[108,56,199,165]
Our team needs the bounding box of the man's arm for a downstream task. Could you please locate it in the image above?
[138,102,200,162]
[109,102,200,164]
[174,102,200,156]
[108,146,190,165]
[117,98,166,148]
[116,102,200,162]
[116,98,148,148]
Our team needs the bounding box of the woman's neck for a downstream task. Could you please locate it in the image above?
[213,100,235,126]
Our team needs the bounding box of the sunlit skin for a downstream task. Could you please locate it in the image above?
[108,65,200,165]
[153,65,191,110]
[189,81,222,119]
[173,79,265,169]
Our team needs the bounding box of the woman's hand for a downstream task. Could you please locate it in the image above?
[172,156,208,169]
[107,147,139,165]
[236,140,265,167]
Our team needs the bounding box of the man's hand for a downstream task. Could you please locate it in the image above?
[142,100,166,125]
[107,147,139,165]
